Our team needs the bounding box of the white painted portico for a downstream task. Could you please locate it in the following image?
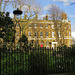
[52,42,58,49]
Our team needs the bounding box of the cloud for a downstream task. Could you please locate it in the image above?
[68,14,75,17]
[71,32,75,38]
[71,26,75,38]
[43,4,58,10]
[53,0,75,2]
[43,4,51,10]
[9,13,14,18]
[38,15,46,19]
[52,0,75,6]
[38,14,51,19]
[39,15,46,18]
[53,0,69,2]
[71,26,75,32]
[64,2,70,6]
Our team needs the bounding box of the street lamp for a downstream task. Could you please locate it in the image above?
[13,8,23,16]
[13,8,23,50]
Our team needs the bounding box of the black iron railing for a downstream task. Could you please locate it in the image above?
[0,47,75,75]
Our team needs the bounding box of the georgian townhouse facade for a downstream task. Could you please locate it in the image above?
[15,12,72,48]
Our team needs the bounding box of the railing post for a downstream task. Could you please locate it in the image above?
[28,46,30,75]
[0,48,1,75]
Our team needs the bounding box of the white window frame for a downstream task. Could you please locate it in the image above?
[52,32,54,37]
[58,32,60,37]
[34,41,38,46]
[28,31,31,37]
[52,25,54,29]
[58,25,60,28]
[46,24,48,29]
[46,32,48,37]
[35,31,37,36]
[69,32,71,37]
[40,24,43,28]
[69,41,71,46]
[16,36,20,40]
[68,25,70,29]
[16,31,19,34]
[29,24,31,28]
[34,24,37,28]
[46,41,49,46]
[16,24,19,28]
[40,32,43,37]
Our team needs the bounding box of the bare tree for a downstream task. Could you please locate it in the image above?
[10,0,41,32]
[16,0,42,35]
[0,0,41,16]
[0,0,6,11]
[14,0,41,46]
[48,4,66,46]
[0,0,41,21]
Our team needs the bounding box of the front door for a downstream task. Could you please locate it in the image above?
[54,44,56,49]
[52,42,57,49]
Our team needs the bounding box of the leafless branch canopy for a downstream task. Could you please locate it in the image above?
[0,0,41,17]
[48,4,63,21]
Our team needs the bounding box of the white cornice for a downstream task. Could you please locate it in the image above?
[30,21,54,24]
[28,38,72,40]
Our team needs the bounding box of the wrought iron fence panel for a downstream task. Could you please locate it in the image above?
[0,46,75,75]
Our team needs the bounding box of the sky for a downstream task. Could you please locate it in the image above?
[1,0,75,38]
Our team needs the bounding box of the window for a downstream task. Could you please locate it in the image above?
[46,32,48,37]
[29,24,31,28]
[35,41,37,46]
[16,34,19,36]
[52,32,54,37]
[52,25,54,29]
[58,25,60,28]
[28,31,31,37]
[69,41,71,46]
[68,25,70,29]
[46,24,48,28]
[16,31,19,36]
[46,41,49,46]
[34,31,37,36]
[69,32,71,37]
[16,24,19,28]
[34,24,37,28]
[40,24,43,28]
[16,38,18,40]
[16,36,20,40]
[40,32,43,37]
[16,31,19,34]
[58,32,60,37]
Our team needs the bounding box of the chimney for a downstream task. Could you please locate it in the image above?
[36,13,38,20]
[46,14,48,20]
[62,12,67,19]
[24,13,27,20]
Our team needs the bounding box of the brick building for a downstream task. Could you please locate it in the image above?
[15,12,72,48]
